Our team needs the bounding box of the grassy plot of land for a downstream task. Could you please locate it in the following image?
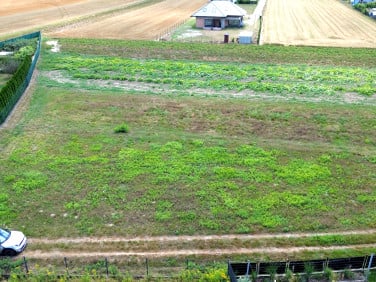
[55,38,376,67]
[0,39,375,239]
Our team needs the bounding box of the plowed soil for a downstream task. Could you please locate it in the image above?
[261,0,376,47]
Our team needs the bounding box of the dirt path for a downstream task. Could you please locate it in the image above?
[22,244,376,259]
[25,229,376,259]
[261,0,376,47]
[29,229,376,244]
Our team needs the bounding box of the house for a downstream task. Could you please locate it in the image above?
[191,1,247,30]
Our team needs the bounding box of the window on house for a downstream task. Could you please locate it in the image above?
[228,19,240,27]
[204,19,213,27]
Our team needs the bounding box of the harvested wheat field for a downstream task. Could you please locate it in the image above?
[47,0,208,40]
[0,0,139,37]
[0,0,207,40]
[261,0,376,48]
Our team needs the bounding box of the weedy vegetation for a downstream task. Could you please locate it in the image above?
[0,38,375,259]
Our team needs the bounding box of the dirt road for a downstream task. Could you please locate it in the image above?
[261,0,376,48]
[25,229,376,259]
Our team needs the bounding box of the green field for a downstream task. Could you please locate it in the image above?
[0,39,375,241]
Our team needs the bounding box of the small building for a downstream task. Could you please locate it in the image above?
[192,1,247,30]
[238,31,253,44]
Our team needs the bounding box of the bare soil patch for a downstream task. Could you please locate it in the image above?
[261,0,376,47]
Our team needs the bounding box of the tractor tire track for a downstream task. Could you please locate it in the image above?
[25,229,376,259]
[23,244,376,259]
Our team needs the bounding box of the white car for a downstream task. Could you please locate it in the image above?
[0,228,27,256]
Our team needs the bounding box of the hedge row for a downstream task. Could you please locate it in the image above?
[0,55,32,123]
[354,2,376,15]
[0,31,40,124]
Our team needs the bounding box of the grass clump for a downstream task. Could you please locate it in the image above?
[114,123,129,133]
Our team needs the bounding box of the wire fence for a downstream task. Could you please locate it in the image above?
[1,254,375,281]
[0,256,219,281]
[155,19,190,41]
[228,254,376,281]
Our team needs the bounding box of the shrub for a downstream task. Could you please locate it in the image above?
[114,123,129,133]
[284,268,295,282]
[323,267,335,281]
[354,3,367,14]
[343,268,354,280]
[0,258,23,277]
[14,46,34,59]
[304,262,314,281]
[1,38,37,52]
[266,265,278,281]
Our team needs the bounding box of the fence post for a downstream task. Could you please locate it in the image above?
[105,257,109,278]
[23,257,28,274]
[245,260,251,280]
[145,258,149,277]
[365,254,374,281]
[64,257,69,277]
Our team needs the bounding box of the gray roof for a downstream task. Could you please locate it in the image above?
[192,1,247,18]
